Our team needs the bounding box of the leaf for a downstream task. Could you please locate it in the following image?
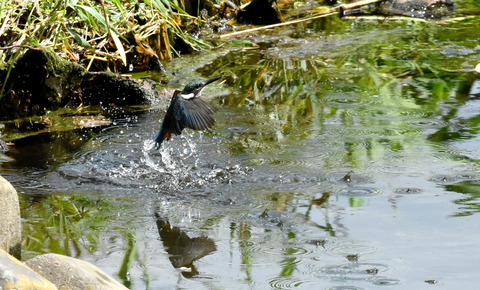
[76,4,107,29]
[312,6,334,14]
[66,27,93,48]
[110,30,127,66]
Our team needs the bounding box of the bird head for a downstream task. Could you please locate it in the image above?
[180,77,221,99]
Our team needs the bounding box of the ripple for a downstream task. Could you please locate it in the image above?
[369,276,401,285]
[429,174,478,184]
[246,156,319,170]
[324,239,377,257]
[322,263,393,284]
[432,149,471,162]
[306,239,327,248]
[328,93,369,108]
[406,118,448,129]
[281,247,309,256]
[327,286,365,290]
[393,187,423,194]
[328,172,372,184]
[269,277,304,289]
[337,187,382,197]
[226,126,250,133]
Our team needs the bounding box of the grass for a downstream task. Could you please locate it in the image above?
[0,0,217,73]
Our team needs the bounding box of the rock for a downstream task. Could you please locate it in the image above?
[26,253,128,290]
[0,175,21,260]
[74,115,113,128]
[0,138,8,153]
[237,0,284,25]
[0,248,57,290]
[0,48,153,120]
[341,0,455,19]
[376,0,455,19]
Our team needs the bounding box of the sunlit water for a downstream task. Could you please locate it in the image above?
[2,1,480,289]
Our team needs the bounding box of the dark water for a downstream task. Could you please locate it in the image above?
[2,1,480,289]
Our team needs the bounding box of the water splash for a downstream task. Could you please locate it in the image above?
[142,140,166,173]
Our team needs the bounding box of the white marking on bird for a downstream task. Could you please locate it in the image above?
[180,93,194,99]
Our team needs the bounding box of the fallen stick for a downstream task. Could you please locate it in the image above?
[220,11,337,39]
[220,0,384,39]
[0,44,42,51]
[340,0,384,10]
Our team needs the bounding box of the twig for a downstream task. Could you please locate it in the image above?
[342,15,427,22]
[0,44,42,50]
[340,0,384,10]
[219,0,385,39]
[85,54,110,62]
[220,12,337,39]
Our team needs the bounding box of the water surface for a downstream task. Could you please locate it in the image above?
[1,1,480,289]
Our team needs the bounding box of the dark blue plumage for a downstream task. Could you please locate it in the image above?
[154,77,221,149]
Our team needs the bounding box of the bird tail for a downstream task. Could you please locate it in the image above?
[154,129,164,150]
[154,127,173,150]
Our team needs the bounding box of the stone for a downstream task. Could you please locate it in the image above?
[0,48,152,120]
[26,253,128,290]
[0,248,57,290]
[376,0,455,18]
[237,0,284,25]
[0,132,9,153]
[341,0,455,19]
[0,175,21,259]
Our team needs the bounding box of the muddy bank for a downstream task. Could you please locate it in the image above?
[0,48,154,120]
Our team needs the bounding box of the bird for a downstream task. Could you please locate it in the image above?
[154,77,221,149]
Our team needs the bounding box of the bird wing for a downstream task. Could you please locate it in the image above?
[157,94,217,145]
[155,90,218,149]
[181,97,218,131]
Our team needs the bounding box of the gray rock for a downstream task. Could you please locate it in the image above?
[0,248,57,289]
[377,0,455,18]
[26,253,128,290]
[0,135,8,153]
[0,175,21,259]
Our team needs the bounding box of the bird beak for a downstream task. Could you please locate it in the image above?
[203,77,221,87]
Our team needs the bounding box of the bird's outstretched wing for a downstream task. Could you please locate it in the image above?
[182,97,218,131]
[154,93,217,149]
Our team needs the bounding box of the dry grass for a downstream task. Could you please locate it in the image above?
[0,0,217,72]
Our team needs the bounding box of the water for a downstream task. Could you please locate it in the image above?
[2,1,480,289]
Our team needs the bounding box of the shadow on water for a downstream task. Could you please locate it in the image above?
[2,1,480,289]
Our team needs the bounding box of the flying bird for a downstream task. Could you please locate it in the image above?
[154,77,221,149]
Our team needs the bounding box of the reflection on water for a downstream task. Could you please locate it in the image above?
[155,213,216,277]
[2,2,480,289]
[20,193,116,259]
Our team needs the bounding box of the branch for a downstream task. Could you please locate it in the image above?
[0,45,42,51]
[220,12,337,39]
[220,0,385,39]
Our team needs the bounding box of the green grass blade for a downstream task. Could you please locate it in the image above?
[66,27,93,48]
[76,4,107,29]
